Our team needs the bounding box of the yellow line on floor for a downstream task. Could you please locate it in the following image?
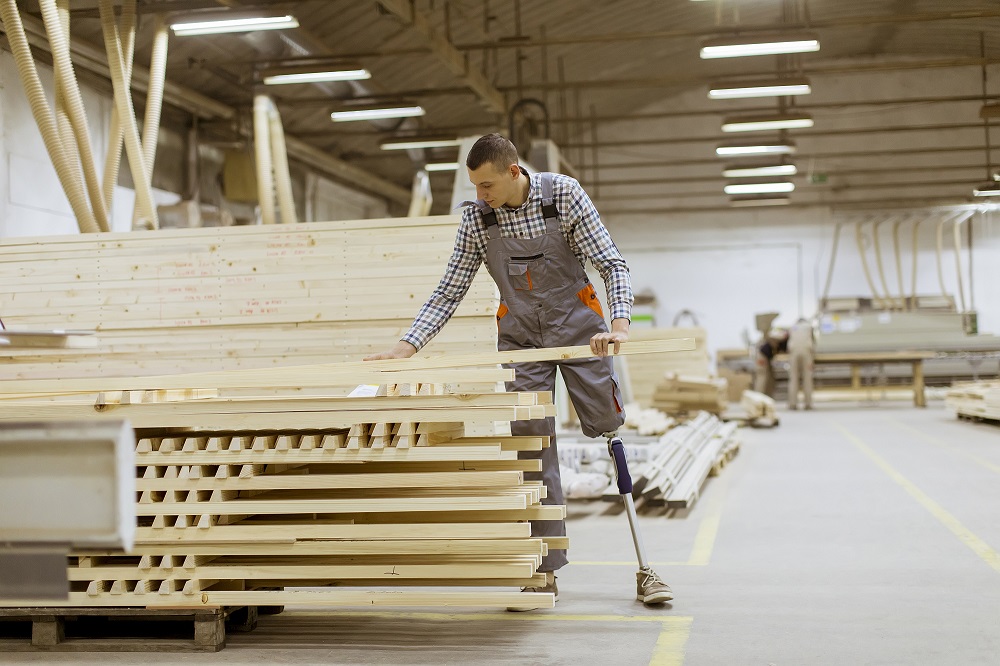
[291,610,695,666]
[577,470,730,568]
[834,422,1000,576]
[885,416,1000,475]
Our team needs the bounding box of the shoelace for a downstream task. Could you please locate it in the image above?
[640,569,669,589]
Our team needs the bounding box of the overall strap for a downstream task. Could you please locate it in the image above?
[539,172,560,233]
[459,199,500,240]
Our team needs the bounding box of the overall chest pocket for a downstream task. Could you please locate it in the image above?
[508,254,543,291]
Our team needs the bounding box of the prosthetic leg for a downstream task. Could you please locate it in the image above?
[605,431,674,605]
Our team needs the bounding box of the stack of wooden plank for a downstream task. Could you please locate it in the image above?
[604,412,740,509]
[0,216,496,383]
[651,373,728,416]
[740,390,779,426]
[946,381,1000,421]
[623,327,711,408]
[0,375,561,611]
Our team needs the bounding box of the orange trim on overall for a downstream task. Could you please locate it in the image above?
[526,269,533,290]
[576,284,604,318]
[496,303,509,323]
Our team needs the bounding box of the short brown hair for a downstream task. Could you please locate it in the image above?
[466,133,518,172]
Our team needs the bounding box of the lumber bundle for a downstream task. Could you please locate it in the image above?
[651,373,728,416]
[946,381,1000,421]
[606,412,740,509]
[740,390,779,426]
[0,216,497,381]
[623,327,711,407]
[0,381,562,611]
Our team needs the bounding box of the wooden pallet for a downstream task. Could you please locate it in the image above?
[0,606,236,652]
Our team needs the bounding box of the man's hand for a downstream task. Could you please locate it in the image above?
[591,318,630,357]
[363,340,417,361]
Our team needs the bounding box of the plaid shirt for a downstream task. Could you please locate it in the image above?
[402,171,633,351]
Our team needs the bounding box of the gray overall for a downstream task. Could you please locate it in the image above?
[474,172,625,572]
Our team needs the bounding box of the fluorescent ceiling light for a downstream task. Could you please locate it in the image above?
[722,114,814,133]
[170,15,298,36]
[973,183,1000,197]
[331,106,425,122]
[381,138,462,150]
[717,143,796,157]
[264,69,370,85]
[701,34,820,59]
[709,78,811,100]
[725,182,796,195]
[730,196,792,207]
[723,164,798,178]
[425,162,459,171]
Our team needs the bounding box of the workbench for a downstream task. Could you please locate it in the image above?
[778,351,935,407]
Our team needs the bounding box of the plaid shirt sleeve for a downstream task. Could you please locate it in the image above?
[401,209,485,351]
[558,176,634,321]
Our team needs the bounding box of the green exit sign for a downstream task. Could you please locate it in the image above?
[810,173,828,184]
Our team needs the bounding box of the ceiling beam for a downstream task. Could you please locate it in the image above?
[451,9,1000,51]
[562,123,995,150]
[374,0,506,114]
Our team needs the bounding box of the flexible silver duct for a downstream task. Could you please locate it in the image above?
[101,0,135,214]
[0,0,99,232]
[98,0,158,229]
[253,94,297,224]
[40,0,109,231]
[253,94,276,225]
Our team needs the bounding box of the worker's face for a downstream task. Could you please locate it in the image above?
[468,162,521,208]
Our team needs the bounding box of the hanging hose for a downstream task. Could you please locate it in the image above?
[53,0,76,209]
[253,94,276,225]
[98,0,158,228]
[820,221,842,309]
[101,0,135,214]
[909,214,927,310]
[40,0,109,231]
[854,217,883,304]
[935,211,960,301]
[407,170,432,217]
[268,107,297,224]
[132,14,168,227]
[891,214,907,310]
[870,215,896,309]
[953,211,974,313]
[0,0,99,233]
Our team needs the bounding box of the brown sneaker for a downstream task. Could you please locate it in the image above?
[507,572,558,612]
[636,567,673,605]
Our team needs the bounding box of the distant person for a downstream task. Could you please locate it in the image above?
[786,318,815,410]
[754,329,787,398]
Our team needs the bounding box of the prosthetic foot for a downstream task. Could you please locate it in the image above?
[605,432,674,605]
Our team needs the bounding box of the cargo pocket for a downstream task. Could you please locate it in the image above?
[508,262,533,291]
[576,284,604,318]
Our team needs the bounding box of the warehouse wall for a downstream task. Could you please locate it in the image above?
[0,51,388,239]
[592,63,1000,360]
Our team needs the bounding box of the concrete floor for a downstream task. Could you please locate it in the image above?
[4,403,1000,665]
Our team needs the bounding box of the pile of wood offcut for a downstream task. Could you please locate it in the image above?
[946,381,1000,421]
[651,373,729,416]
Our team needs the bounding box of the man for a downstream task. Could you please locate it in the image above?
[786,317,815,410]
[365,133,672,607]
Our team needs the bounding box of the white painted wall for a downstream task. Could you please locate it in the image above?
[0,51,389,239]
[585,63,1000,362]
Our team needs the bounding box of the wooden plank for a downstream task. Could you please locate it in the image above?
[134,471,524,492]
[0,589,555,610]
[132,522,532,543]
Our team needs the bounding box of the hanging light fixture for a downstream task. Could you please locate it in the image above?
[722,113,813,133]
[380,137,462,150]
[725,182,796,195]
[723,163,798,178]
[263,68,370,85]
[717,142,797,157]
[709,78,811,100]
[701,33,820,59]
[331,105,425,122]
[170,14,299,36]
